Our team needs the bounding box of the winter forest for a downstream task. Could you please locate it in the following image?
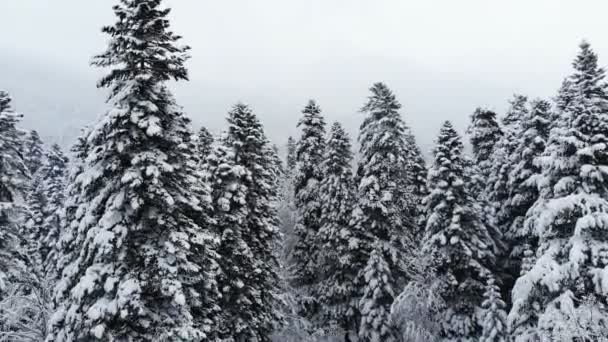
[2,0,608,342]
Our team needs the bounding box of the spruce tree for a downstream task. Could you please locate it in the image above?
[504,99,551,278]
[196,126,214,163]
[423,121,495,340]
[509,41,608,341]
[286,136,297,171]
[484,95,528,303]
[354,82,414,276]
[32,144,69,278]
[358,247,395,342]
[480,277,507,342]
[24,130,45,175]
[50,129,90,284]
[291,100,326,294]
[47,1,214,340]
[315,122,358,336]
[0,91,11,113]
[0,92,31,333]
[223,103,280,341]
[486,95,528,224]
[467,107,503,195]
[405,131,429,236]
[206,142,254,341]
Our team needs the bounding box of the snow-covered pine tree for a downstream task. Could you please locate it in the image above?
[504,99,551,278]
[24,169,45,253]
[0,91,11,113]
[487,95,528,228]
[291,100,326,297]
[314,122,358,337]
[423,121,495,340]
[467,107,503,196]
[483,95,528,304]
[24,130,45,176]
[0,91,29,284]
[286,136,297,171]
[358,246,395,342]
[0,91,38,337]
[277,138,298,264]
[480,277,507,342]
[224,103,280,341]
[196,126,214,163]
[32,144,69,278]
[405,131,429,237]
[509,41,608,341]
[47,1,215,340]
[205,141,255,341]
[49,129,90,288]
[352,82,414,322]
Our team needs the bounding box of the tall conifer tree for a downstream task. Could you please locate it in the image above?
[352,83,414,337]
[423,121,495,340]
[291,100,326,296]
[510,41,608,341]
[315,122,358,336]
[196,126,214,163]
[222,103,280,341]
[0,91,29,284]
[24,130,45,176]
[47,1,216,340]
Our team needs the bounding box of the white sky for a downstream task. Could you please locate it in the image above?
[1,0,608,152]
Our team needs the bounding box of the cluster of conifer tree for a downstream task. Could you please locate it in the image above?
[1,1,608,341]
[281,41,608,342]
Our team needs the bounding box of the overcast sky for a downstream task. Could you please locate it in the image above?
[1,0,608,153]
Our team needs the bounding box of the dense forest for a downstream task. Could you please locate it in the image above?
[1,1,608,341]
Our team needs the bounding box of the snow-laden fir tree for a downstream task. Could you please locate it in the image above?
[467,107,503,196]
[26,144,69,278]
[0,91,29,290]
[50,129,90,286]
[353,82,414,283]
[0,91,11,113]
[205,141,255,341]
[314,122,358,338]
[482,95,528,303]
[291,100,326,297]
[0,91,33,334]
[286,136,297,171]
[504,99,551,278]
[480,277,507,342]
[486,95,528,229]
[358,246,395,342]
[423,121,495,341]
[24,130,45,175]
[47,1,217,340]
[223,103,280,341]
[405,131,429,237]
[509,41,608,342]
[196,126,214,164]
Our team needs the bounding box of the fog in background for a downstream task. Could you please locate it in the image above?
[1,0,608,154]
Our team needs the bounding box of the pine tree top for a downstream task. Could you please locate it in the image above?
[92,0,191,95]
[226,103,267,164]
[502,94,528,127]
[286,136,297,170]
[198,126,213,146]
[571,40,607,100]
[433,121,464,169]
[468,107,503,163]
[323,122,353,176]
[0,91,12,113]
[361,82,401,114]
[295,99,326,193]
[298,99,325,132]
